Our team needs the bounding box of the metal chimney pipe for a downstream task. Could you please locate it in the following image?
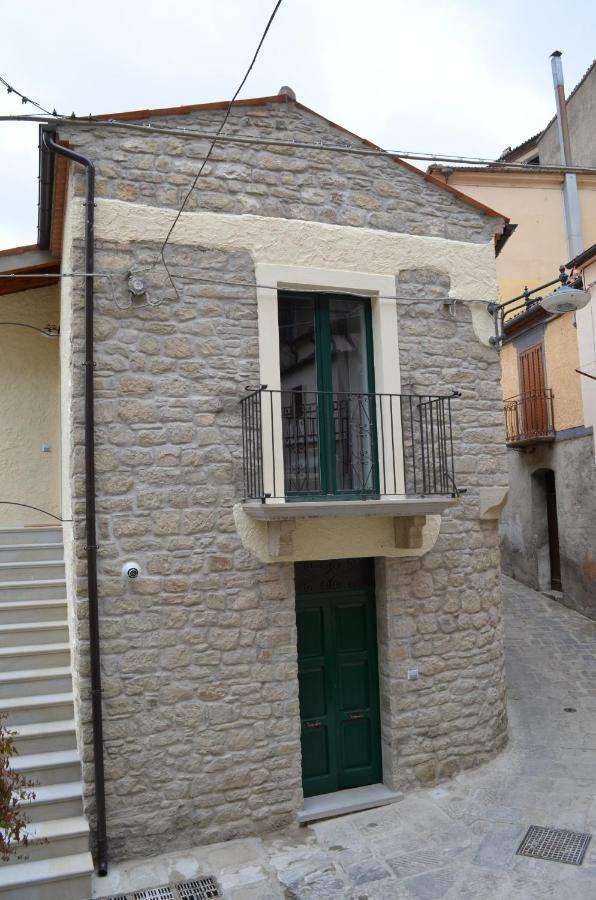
[550,51,583,257]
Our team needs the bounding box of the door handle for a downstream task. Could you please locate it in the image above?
[348,712,365,720]
[303,721,322,729]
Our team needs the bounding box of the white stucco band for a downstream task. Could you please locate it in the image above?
[70,198,499,346]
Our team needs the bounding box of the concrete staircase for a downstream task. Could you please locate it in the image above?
[0,526,93,900]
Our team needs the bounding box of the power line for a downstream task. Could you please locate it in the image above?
[0,74,61,118]
[160,0,285,298]
[0,270,489,306]
[0,501,71,522]
[2,113,596,175]
[0,321,59,335]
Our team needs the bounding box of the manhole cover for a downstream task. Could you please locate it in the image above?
[517,826,591,865]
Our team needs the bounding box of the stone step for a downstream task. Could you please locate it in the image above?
[0,579,67,602]
[0,526,62,546]
[10,749,82,787]
[0,643,70,671]
[0,598,67,624]
[0,666,72,699]
[19,781,83,823]
[0,692,74,726]
[12,720,77,755]
[0,543,65,563]
[0,560,65,582]
[0,851,93,900]
[2,816,90,866]
[0,621,69,648]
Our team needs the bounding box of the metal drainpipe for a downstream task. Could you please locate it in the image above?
[550,51,583,258]
[41,129,108,876]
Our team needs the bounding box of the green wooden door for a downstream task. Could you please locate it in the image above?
[297,588,382,797]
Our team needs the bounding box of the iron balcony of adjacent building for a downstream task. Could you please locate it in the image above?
[239,387,460,518]
[503,388,555,447]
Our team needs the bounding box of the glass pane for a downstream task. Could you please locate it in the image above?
[329,298,375,493]
[329,299,369,395]
[278,295,320,494]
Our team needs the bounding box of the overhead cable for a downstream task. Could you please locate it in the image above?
[2,113,596,175]
[0,270,484,306]
[0,501,71,522]
[160,0,285,298]
[0,73,62,118]
[0,321,59,335]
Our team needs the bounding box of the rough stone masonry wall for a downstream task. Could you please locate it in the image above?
[376,270,508,790]
[67,238,302,860]
[500,431,596,620]
[60,101,508,860]
[62,99,498,244]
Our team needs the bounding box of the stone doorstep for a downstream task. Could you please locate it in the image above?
[297,783,403,824]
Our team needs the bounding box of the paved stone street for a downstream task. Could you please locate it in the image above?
[95,576,596,900]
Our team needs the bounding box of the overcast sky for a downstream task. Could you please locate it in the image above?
[1,0,595,250]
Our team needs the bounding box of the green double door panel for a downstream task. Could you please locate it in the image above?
[297,589,382,797]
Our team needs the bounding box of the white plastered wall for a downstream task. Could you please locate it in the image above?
[0,285,61,526]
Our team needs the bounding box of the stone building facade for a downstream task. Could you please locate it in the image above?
[49,93,510,861]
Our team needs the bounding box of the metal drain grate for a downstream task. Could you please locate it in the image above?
[101,877,221,900]
[517,826,591,865]
[131,889,175,900]
[175,877,221,899]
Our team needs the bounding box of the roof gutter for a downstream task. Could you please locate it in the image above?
[40,129,108,878]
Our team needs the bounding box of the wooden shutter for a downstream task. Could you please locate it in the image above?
[519,343,545,394]
[518,343,546,436]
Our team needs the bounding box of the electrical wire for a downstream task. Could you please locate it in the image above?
[0,74,61,118]
[2,113,596,175]
[0,271,121,306]
[0,502,71,522]
[0,321,59,335]
[0,269,493,306]
[160,0,284,299]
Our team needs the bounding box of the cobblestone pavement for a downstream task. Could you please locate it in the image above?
[95,576,596,900]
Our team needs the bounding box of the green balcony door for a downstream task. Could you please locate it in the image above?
[296,560,382,797]
[278,291,379,498]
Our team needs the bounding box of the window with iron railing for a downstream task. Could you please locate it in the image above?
[503,388,555,446]
[240,387,459,501]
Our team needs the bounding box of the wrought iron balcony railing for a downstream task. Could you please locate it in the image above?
[504,388,555,446]
[240,388,459,502]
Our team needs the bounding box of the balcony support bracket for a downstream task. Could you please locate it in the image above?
[233,504,445,564]
[478,487,509,521]
[393,515,426,549]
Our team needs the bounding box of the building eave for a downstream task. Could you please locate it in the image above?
[567,242,596,270]
[0,246,59,296]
